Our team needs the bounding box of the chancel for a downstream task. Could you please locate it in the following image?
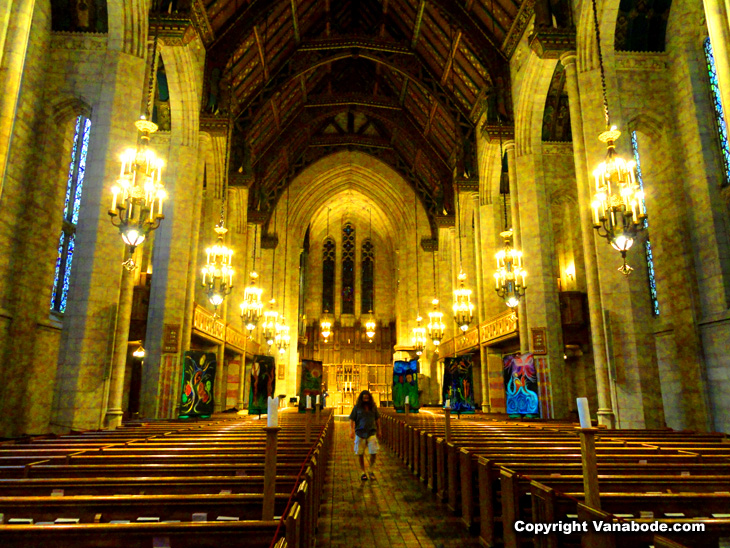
[1,0,730,545]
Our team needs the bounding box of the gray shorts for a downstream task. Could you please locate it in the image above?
[354,434,379,455]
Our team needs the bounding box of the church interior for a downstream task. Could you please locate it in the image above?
[2,0,730,544]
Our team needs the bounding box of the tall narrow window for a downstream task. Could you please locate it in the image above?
[51,114,91,313]
[342,223,355,314]
[631,131,660,316]
[703,37,730,188]
[322,237,335,312]
[361,238,374,313]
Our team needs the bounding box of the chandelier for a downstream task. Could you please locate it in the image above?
[276,315,290,354]
[412,315,426,355]
[453,271,474,331]
[495,230,527,308]
[588,0,646,275]
[591,128,646,274]
[365,311,376,343]
[202,223,234,313]
[262,299,279,348]
[109,118,166,270]
[428,298,445,346]
[240,226,263,332]
[320,310,332,343]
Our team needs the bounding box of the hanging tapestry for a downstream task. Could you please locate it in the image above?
[179,351,216,418]
[503,353,540,417]
[443,355,476,413]
[298,359,323,411]
[249,355,276,415]
[393,359,419,412]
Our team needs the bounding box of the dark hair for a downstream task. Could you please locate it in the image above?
[356,390,377,411]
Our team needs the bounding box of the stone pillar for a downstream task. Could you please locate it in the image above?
[104,266,135,428]
[513,149,567,420]
[703,0,730,136]
[560,52,615,428]
[0,0,35,199]
[142,136,199,418]
[470,193,484,326]
[504,140,529,352]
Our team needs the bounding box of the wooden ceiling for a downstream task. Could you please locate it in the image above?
[195,0,523,227]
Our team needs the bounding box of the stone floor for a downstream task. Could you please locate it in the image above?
[315,421,483,548]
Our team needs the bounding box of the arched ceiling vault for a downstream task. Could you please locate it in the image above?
[196,0,520,228]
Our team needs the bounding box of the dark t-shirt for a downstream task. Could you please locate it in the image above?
[349,404,379,439]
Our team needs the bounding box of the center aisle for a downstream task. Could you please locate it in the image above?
[315,420,482,548]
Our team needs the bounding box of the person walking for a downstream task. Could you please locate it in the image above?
[349,390,381,481]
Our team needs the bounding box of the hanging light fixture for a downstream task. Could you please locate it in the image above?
[365,311,376,343]
[276,186,291,356]
[320,310,332,343]
[588,0,646,275]
[132,344,145,358]
[240,226,263,332]
[202,222,234,313]
[411,196,426,354]
[452,189,473,331]
[428,249,444,346]
[109,29,165,271]
[262,300,279,348]
[321,208,333,343]
[494,128,527,308]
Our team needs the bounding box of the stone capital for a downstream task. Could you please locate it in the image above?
[503,139,516,151]
[559,50,578,68]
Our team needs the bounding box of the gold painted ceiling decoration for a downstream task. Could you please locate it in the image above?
[191,0,524,234]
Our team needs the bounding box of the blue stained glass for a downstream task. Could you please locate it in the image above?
[703,37,730,187]
[60,233,75,313]
[72,118,91,225]
[630,131,660,316]
[645,241,660,316]
[63,117,81,220]
[50,231,66,311]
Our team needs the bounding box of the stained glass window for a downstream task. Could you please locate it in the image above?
[322,238,336,313]
[631,131,660,316]
[703,37,730,188]
[51,115,91,313]
[361,238,374,313]
[342,223,355,315]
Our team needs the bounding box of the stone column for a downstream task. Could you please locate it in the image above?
[504,140,529,352]
[560,51,615,427]
[703,0,730,136]
[104,266,135,428]
[513,149,567,419]
[0,0,35,199]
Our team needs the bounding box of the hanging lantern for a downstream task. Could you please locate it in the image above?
[453,271,474,332]
[240,271,263,332]
[320,310,332,343]
[109,118,166,270]
[276,315,290,355]
[262,299,279,348]
[427,299,445,345]
[591,127,647,275]
[201,223,234,312]
[412,315,426,355]
[494,230,527,308]
[365,310,376,343]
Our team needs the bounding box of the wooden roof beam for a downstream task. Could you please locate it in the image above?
[411,1,426,49]
[253,25,270,81]
[379,0,390,38]
[291,0,300,45]
[424,101,438,138]
[440,30,462,86]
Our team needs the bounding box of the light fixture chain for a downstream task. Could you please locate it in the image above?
[283,186,289,310]
[270,208,276,295]
[591,0,610,127]
[145,21,160,121]
[414,195,420,312]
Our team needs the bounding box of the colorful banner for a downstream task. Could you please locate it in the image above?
[179,351,216,418]
[298,359,323,411]
[249,355,276,415]
[503,352,540,417]
[443,355,476,413]
[393,359,419,412]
